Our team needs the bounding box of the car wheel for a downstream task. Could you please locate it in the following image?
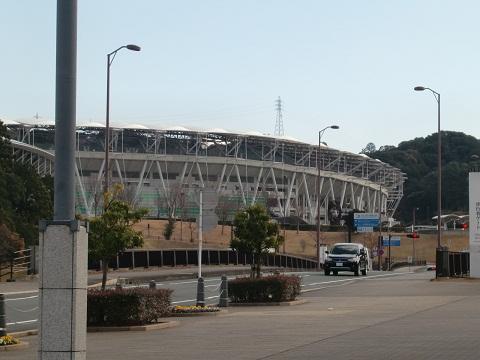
[324,269,330,276]
[354,265,359,276]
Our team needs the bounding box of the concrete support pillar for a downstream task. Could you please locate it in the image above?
[39,220,88,360]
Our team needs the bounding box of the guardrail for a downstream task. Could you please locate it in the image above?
[88,249,317,271]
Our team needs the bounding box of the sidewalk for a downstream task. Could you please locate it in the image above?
[3,271,480,359]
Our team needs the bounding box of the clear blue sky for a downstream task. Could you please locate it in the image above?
[1,1,479,153]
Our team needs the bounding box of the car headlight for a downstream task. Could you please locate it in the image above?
[326,256,334,261]
[348,258,358,262]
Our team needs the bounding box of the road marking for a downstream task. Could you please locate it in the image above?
[205,284,220,288]
[4,290,39,296]
[302,272,414,293]
[6,319,38,326]
[171,299,197,304]
[5,295,39,301]
[171,295,219,305]
[156,278,221,286]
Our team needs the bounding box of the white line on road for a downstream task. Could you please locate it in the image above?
[302,272,414,293]
[5,295,39,301]
[171,295,219,305]
[6,319,38,326]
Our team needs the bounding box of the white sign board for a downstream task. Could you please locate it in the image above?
[470,173,480,277]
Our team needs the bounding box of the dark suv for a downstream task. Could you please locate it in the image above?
[324,243,369,276]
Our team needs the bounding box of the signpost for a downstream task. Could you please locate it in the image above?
[195,189,219,306]
[382,236,401,247]
[354,213,380,233]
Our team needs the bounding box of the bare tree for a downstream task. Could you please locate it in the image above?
[216,195,236,235]
[162,183,183,240]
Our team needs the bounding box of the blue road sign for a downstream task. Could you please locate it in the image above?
[354,213,380,229]
[382,236,401,247]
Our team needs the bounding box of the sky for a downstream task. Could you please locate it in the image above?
[1,0,479,153]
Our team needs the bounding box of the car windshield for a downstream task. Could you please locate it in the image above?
[330,245,359,255]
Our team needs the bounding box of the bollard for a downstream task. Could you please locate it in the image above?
[149,280,156,289]
[196,277,205,307]
[219,275,228,308]
[0,294,6,336]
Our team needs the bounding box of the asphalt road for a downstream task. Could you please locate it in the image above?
[5,269,416,333]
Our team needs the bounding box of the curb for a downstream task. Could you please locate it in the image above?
[430,277,480,282]
[87,320,179,332]
[170,309,228,317]
[9,330,38,338]
[229,299,307,307]
[0,341,29,351]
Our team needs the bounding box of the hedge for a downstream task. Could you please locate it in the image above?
[87,288,172,326]
[228,275,301,303]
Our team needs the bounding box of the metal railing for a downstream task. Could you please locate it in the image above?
[89,249,317,271]
[0,248,33,281]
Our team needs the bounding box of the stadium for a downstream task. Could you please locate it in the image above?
[3,118,406,225]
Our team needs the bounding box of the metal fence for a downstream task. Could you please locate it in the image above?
[436,249,469,278]
[0,248,33,281]
[88,249,317,271]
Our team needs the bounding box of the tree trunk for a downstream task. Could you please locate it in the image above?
[101,259,108,290]
[255,254,261,278]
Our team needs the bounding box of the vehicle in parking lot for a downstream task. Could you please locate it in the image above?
[324,243,369,276]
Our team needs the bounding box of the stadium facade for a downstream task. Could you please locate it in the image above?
[4,119,406,225]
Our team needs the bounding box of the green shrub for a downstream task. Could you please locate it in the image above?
[228,275,301,303]
[87,288,172,326]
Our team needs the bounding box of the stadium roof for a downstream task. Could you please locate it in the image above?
[3,117,376,157]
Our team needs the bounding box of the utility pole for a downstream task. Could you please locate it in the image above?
[39,2,88,359]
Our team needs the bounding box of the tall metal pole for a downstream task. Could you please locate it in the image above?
[103,45,140,196]
[316,131,322,269]
[198,190,203,278]
[54,0,77,220]
[104,54,111,195]
[414,86,441,249]
[437,93,442,249]
[378,185,382,270]
[412,207,416,263]
[316,126,339,269]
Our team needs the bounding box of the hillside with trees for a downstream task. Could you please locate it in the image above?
[362,131,480,225]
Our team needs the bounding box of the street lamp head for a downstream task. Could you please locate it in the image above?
[414,86,426,91]
[126,44,141,51]
[330,125,340,129]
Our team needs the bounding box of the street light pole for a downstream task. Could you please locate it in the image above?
[104,44,141,196]
[316,125,339,269]
[414,86,441,249]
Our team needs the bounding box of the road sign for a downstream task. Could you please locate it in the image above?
[382,236,401,247]
[378,249,384,256]
[195,189,219,232]
[357,226,374,233]
[354,213,380,231]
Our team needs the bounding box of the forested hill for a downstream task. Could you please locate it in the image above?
[363,131,480,225]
